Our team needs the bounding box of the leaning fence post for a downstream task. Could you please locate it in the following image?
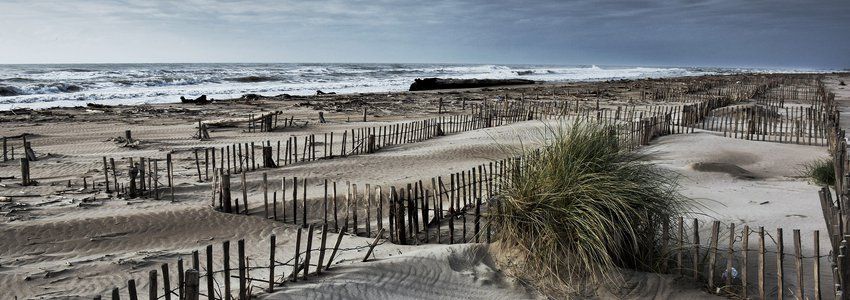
[291,227,302,282]
[326,221,348,270]
[363,228,385,262]
[317,224,329,276]
[303,224,315,280]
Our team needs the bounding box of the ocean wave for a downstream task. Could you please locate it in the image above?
[0,86,21,96]
[0,77,38,83]
[0,63,785,109]
[0,83,84,97]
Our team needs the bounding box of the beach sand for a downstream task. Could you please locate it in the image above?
[0,73,840,299]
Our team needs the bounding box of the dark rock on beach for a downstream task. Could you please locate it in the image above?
[409,78,535,91]
[180,95,211,105]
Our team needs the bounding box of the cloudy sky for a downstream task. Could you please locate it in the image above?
[1,0,848,69]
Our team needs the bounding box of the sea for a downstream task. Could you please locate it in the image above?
[0,63,822,110]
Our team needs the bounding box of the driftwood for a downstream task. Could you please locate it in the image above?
[409,78,535,91]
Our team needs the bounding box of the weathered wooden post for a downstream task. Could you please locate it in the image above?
[367,134,376,153]
[166,154,174,200]
[238,239,246,300]
[303,224,315,279]
[148,269,157,300]
[317,224,329,275]
[102,157,111,193]
[184,269,200,300]
[2,136,7,161]
[268,234,276,293]
[161,263,171,300]
[128,279,138,300]
[221,172,232,213]
[205,245,214,300]
[319,111,326,123]
[20,158,31,186]
[262,146,276,168]
[291,227,302,282]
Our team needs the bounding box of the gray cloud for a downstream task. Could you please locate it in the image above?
[0,0,847,68]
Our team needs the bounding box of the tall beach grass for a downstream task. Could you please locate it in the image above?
[801,158,835,186]
[491,121,689,296]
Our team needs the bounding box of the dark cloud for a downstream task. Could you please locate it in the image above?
[0,0,847,68]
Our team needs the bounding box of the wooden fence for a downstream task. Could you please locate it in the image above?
[87,224,381,299]
[32,73,846,299]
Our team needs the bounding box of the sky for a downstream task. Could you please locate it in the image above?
[0,0,848,69]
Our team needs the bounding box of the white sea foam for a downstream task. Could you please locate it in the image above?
[0,63,825,110]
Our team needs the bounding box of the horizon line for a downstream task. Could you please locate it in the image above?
[0,61,841,71]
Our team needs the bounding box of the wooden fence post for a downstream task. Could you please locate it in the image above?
[223,241,231,300]
[708,221,719,290]
[20,158,30,186]
[128,279,138,300]
[205,245,213,300]
[103,157,111,193]
[148,269,157,300]
[777,228,784,299]
[742,224,749,299]
[161,263,171,300]
[725,223,734,292]
[303,224,315,280]
[326,221,347,270]
[291,227,302,282]
[794,229,804,300]
[317,224,329,276]
[268,234,276,293]
[184,269,200,300]
[814,230,821,300]
[238,239,246,299]
[758,227,765,299]
[363,228,385,262]
[221,172,232,213]
[693,218,700,280]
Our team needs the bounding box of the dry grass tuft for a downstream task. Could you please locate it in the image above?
[492,121,689,297]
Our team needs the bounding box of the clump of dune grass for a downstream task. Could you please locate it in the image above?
[801,158,835,186]
[492,121,688,296]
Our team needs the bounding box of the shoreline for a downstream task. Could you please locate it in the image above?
[2,71,841,113]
